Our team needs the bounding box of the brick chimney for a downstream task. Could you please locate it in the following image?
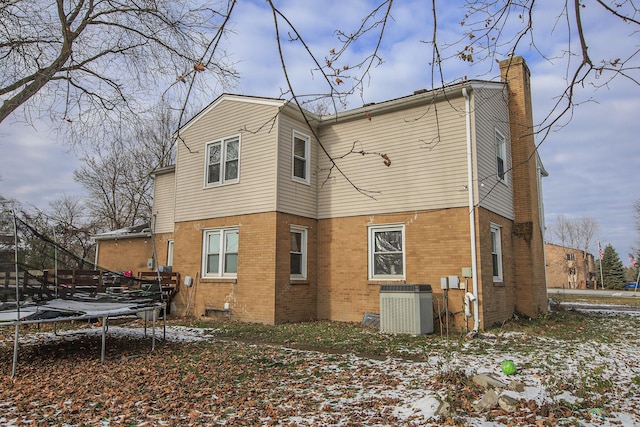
[499,56,548,317]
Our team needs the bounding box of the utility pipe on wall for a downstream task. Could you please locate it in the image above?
[462,87,480,332]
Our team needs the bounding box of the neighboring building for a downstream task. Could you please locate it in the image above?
[545,243,597,289]
[95,56,548,331]
[93,223,155,273]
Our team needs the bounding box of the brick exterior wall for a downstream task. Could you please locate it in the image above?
[317,208,478,330]
[97,236,154,273]
[500,56,548,317]
[476,209,517,327]
[274,213,318,323]
[167,212,317,324]
[169,212,277,323]
[97,232,173,275]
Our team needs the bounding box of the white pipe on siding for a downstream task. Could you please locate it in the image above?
[462,87,480,332]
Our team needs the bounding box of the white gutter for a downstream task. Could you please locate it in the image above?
[462,87,480,332]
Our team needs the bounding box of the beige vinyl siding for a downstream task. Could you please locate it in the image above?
[317,96,469,218]
[152,169,175,233]
[472,85,514,220]
[174,99,280,222]
[276,112,318,218]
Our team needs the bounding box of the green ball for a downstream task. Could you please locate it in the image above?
[501,360,517,375]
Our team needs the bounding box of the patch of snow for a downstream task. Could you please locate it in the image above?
[393,394,441,420]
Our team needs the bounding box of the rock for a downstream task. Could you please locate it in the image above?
[508,380,525,392]
[436,400,454,417]
[472,373,508,390]
[498,394,520,413]
[473,389,500,412]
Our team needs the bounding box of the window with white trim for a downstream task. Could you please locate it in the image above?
[495,130,506,181]
[292,131,310,184]
[490,223,503,282]
[206,136,240,186]
[368,225,405,279]
[202,228,239,278]
[290,226,307,279]
[167,240,174,267]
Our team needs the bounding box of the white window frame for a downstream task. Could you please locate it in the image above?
[490,223,503,282]
[290,226,307,280]
[495,129,506,181]
[205,135,240,187]
[292,130,310,184]
[167,240,174,267]
[202,227,239,278]
[368,224,405,280]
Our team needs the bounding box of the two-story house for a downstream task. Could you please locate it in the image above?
[95,56,548,331]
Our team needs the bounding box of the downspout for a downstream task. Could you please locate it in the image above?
[94,241,99,269]
[462,87,480,332]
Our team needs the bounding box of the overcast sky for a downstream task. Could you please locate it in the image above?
[1,0,639,260]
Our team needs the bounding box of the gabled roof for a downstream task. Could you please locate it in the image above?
[178,94,287,135]
[177,80,507,135]
[318,80,505,124]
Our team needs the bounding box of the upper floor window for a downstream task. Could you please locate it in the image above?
[202,227,239,278]
[368,224,405,280]
[290,226,307,280]
[565,253,576,261]
[490,223,503,282]
[292,131,310,184]
[495,130,506,181]
[206,136,240,186]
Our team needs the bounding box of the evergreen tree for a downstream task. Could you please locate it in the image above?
[597,245,626,289]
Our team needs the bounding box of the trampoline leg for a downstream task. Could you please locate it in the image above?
[11,323,19,377]
[143,311,147,337]
[101,316,107,364]
[152,308,156,352]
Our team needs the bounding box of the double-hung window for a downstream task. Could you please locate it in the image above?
[292,131,310,184]
[290,226,307,280]
[206,136,240,186]
[490,223,503,282]
[368,225,405,279]
[203,228,239,278]
[495,130,506,181]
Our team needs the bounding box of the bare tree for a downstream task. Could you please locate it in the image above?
[0,0,237,143]
[73,105,176,230]
[4,1,638,147]
[442,1,640,139]
[46,195,101,269]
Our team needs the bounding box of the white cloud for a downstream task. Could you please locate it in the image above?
[0,119,83,209]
